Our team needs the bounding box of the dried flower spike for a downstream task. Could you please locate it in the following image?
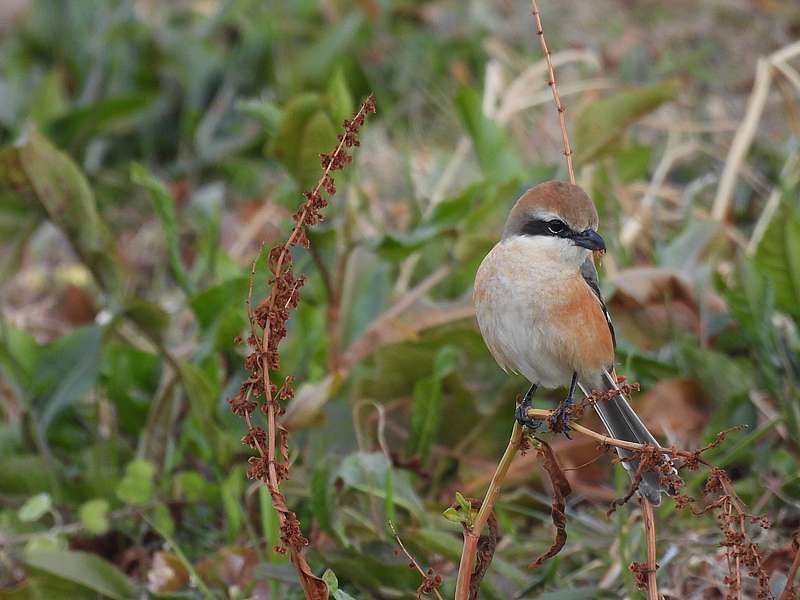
[229,95,375,599]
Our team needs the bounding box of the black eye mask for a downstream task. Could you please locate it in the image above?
[520,218,606,251]
[520,218,572,238]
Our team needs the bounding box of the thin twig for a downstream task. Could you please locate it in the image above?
[640,497,661,600]
[388,521,445,600]
[778,532,800,600]
[454,421,525,600]
[531,0,575,183]
[525,407,710,463]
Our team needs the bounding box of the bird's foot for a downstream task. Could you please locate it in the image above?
[514,384,540,431]
[548,403,573,439]
[515,401,542,431]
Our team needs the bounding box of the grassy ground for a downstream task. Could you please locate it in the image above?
[1,0,800,598]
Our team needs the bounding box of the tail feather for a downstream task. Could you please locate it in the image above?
[581,371,669,506]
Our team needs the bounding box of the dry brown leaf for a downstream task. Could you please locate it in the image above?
[529,439,571,568]
[60,284,96,325]
[637,377,710,440]
[607,267,725,350]
[146,551,189,594]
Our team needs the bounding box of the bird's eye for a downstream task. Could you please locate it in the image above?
[547,220,566,234]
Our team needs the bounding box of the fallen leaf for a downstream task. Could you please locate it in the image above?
[637,378,710,441]
[146,551,189,594]
[607,267,725,349]
[61,284,96,325]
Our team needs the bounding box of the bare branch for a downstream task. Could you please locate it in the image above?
[531,0,575,183]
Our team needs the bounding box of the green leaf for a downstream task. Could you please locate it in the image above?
[46,93,156,146]
[268,93,338,188]
[614,143,653,183]
[0,129,123,293]
[375,226,441,262]
[117,298,170,345]
[172,471,209,503]
[79,499,110,535]
[131,163,194,295]
[220,468,244,542]
[337,452,424,516]
[101,342,160,434]
[322,568,339,591]
[433,345,458,379]
[151,502,175,538]
[310,460,334,535]
[0,454,56,496]
[176,361,218,439]
[189,277,249,352]
[442,507,465,524]
[23,550,137,600]
[327,67,354,126]
[116,459,155,505]
[0,213,37,281]
[679,344,753,404]
[27,71,69,125]
[18,493,52,522]
[23,534,68,556]
[171,358,228,464]
[407,345,457,461]
[574,80,680,165]
[34,325,105,431]
[726,260,775,348]
[0,572,93,600]
[190,277,249,329]
[297,110,337,189]
[0,324,42,393]
[296,13,364,85]
[322,568,359,600]
[406,376,442,462]
[454,87,523,181]
[236,97,282,135]
[755,198,800,320]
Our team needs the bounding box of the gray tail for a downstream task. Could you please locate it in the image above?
[581,371,669,506]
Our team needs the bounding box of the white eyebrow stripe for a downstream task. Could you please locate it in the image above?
[528,209,562,221]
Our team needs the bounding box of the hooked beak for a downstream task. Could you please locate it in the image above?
[572,228,606,252]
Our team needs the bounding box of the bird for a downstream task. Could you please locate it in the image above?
[473,180,669,505]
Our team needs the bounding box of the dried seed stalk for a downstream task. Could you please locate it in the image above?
[229,95,376,599]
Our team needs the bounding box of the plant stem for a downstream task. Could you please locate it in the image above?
[454,421,525,600]
[778,533,800,600]
[640,497,660,600]
[531,0,575,184]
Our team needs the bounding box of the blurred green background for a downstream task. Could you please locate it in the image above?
[1,0,799,598]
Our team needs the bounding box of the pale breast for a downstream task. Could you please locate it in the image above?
[473,236,614,390]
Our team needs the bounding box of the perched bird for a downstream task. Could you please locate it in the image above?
[473,180,668,505]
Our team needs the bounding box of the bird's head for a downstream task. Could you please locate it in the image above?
[502,181,605,267]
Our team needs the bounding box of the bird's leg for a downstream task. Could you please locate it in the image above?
[514,383,540,430]
[549,372,578,438]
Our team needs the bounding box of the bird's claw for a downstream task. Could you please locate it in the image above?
[548,404,573,439]
[515,402,541,431]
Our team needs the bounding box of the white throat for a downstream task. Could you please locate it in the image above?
[504,234,590,270]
